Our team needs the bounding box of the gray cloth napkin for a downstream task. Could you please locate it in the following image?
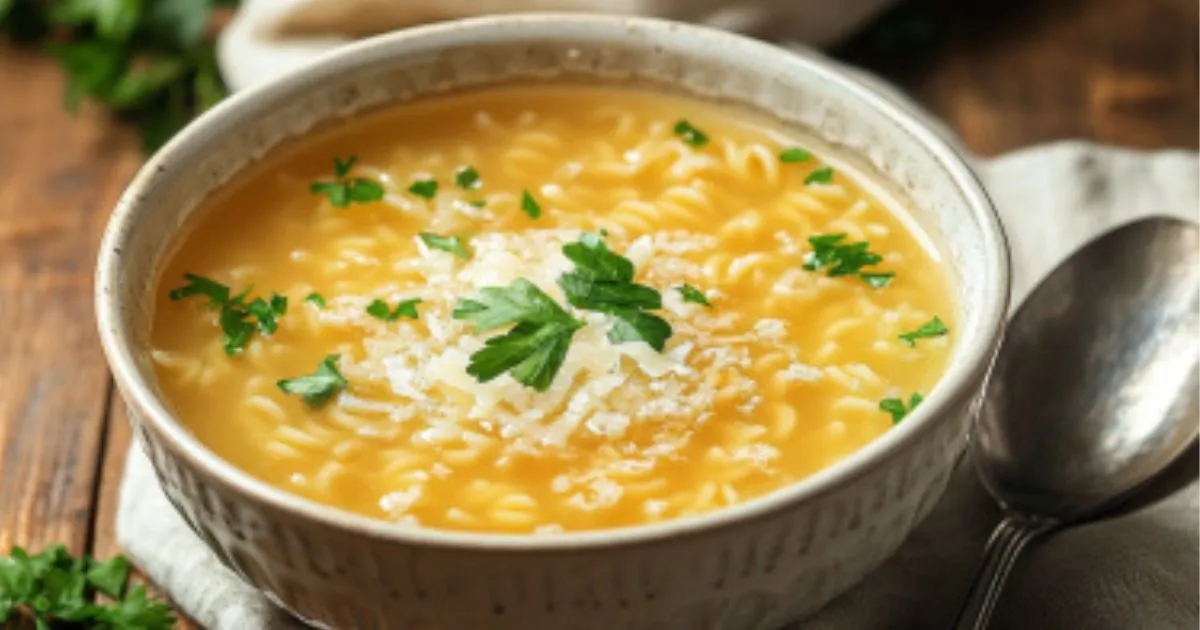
[117,139,1200,630]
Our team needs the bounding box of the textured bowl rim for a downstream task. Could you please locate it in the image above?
[96,13,1011,551]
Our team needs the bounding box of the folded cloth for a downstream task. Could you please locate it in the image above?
[119,35,1200,629]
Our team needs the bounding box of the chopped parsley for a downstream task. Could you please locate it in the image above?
[305,292,326,308]
[0,545,175,629]
[169,274,286,355]
[779,147,813,163]
[454,165,482,190]
[469,199,487,208]
[673,119,709,148]
[677,283,711,307]
[803,233,893,287]
[277,355,348,408]
[557,233,673,351]
[520,189,542,219]
[309,156,385,207]
[899,316,948,346]
[453,279,585,391]
[419,232,471,259]
[880,392,924,424]
[407,179,438,200]
[367,298,421,322]
[805,166,835,185]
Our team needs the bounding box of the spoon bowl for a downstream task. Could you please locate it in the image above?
[952,216,1199,630]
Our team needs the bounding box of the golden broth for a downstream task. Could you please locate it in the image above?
[152,86,955,533]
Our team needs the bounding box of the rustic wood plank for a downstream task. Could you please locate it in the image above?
[0,45,141,552]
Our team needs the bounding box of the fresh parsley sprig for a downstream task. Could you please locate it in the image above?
[169,274,286,355]
[453,279,584,391]
[557,233,673,351]
[803,233,894,288]
[278,354,348,408]
[0,545,175,629]
[899,315,948,346]
[310,156,385,208]
[880,392,924,424]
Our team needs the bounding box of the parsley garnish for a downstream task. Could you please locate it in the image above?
[454,165,482,190]
[277,354,348,408]
[453,279,584,391]
[0,545,175,629]
[367,298,421,322]
[305,292,326,308]
[779,147,813,163]
[802,233,893,287]
[677,283,711,306]
[557,233,672,351]
[419,232,471,259]
[520,189,542,219]
[673,119,709,148]
[169,275,286,355]
[310,156,385,207]
[805,166,835,185]
[468,199,487,208]
[899,316,948,346]
[408,179,438,200]
[880,393,924,424]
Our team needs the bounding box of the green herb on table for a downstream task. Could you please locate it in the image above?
[673,119,709,148]
[454,165,481,190]
[419,232,471,259]
[366,297,421,322]
[880,392,924,424]
[407,179,438,200]
[557,232,672,351]
[805,166,835,185]
[453,279,585,392]
[520,189,542,219]
[677,283,711,307]
[0,545,175,629]
[169,274,286,355]
[305,292,326,308]
[277,354,348,408]
[899,315,948,347]
[779,147,813,163]
[803,233,893,288]
[310,156,385,208]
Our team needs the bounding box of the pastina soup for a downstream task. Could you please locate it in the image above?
[152,85,954,534]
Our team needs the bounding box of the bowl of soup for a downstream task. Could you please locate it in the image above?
[96,14,1009,630]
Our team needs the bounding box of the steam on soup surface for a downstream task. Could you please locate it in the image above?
[153,86,955,534]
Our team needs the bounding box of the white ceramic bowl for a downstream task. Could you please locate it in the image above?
[96,14,1009,630]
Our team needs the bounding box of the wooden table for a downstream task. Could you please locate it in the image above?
[1,0,1196,625]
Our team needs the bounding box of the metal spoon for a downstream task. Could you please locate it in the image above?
[950,216,1200,630]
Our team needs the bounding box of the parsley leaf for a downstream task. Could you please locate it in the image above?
[454,165,481,190]
[277,354,348,408]
[520,189,542,219]
[673,119,709,148]
[677,283,711,306]
[802,233,893,287]
[169,275,287,354]
[310,156,385,207]
[419,232,471,259]
[880,392,924,424]
[454,279,584,391]
[557,233,673,351]
[408,179,438,200]
[367,298,421,322]
[468,199,487,208]
[779,147,813,163]
[805,166,835,185]
[305,292,326,308]
[899,315,948,346]
[0,545,175,629]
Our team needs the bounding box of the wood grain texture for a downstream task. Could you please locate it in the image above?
[0,45,141,552]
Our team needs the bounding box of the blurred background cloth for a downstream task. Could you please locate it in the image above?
[218,0,900,91]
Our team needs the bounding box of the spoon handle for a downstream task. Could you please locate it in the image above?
[949,516,1055,630]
